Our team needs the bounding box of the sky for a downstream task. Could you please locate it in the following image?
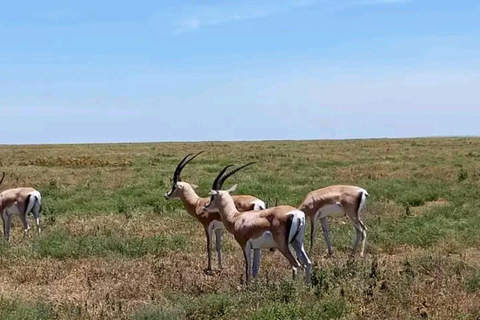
[1,0,479,144]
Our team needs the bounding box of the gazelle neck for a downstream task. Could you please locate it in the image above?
[215,192,240,232]
[179,184,201,212]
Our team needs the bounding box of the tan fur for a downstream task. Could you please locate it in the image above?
[207,188,311,284]
[165,181,264,271]
[0,187,41,241]
[0,187,36,213]
[298,185,368,257]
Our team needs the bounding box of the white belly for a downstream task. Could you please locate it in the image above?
[208,220,224,231]
[248,231,277,249]
[316,203,345,220]
[4,203,21,215]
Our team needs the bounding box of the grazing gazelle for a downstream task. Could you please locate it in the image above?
[0,172,42,241]
[298,185,369,257]
[164,152,266,272]
[204,163,311,284]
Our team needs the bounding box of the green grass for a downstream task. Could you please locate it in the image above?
[0,298,56,320]
[1,138,480,319]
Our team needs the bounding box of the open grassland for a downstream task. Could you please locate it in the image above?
[0,137,479,319]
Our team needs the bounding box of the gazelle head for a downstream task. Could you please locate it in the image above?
[204,162,256,211]
[164,152,203,200]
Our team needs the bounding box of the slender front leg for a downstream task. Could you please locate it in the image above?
[310,218,317,254]
[252,249,261,278]
[1,210,7,240]
[205,226,213,272]
[214,228,223,269]
[243,245,252,283]
[3,211,11,242]
[320,217,333,256]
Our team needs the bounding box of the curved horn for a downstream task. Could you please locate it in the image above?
[173,153,193,183]
[173,151,205,183]
[212,165,234,190]
[217,162,256,190]
[0,172,4,187]
[180,151,204,175]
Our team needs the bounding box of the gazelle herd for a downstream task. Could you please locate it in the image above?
[166,152,369,284]
[0,151,369,285]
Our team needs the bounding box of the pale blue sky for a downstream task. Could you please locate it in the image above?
[1,0,479,144]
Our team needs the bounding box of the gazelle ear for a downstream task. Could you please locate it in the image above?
[209,190,219,195]
[226,184,237,193]
[190,184,198,189]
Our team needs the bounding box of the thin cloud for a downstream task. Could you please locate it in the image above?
[171,0,412,33]
[174,0,320,33]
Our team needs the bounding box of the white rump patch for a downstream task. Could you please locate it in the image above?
[287,210,306,243]
[248,231,277,249]
[251,200,266,210]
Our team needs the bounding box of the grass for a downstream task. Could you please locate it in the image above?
[0,137,479,319]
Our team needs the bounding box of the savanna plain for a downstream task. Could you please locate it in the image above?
[0,138,479,320]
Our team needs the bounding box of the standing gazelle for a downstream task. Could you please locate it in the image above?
[164,152,266,272]
[298,185,369,257]
[0,172,42,241]
[204,163,312,284]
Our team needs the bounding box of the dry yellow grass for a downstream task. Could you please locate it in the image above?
[0,137,479,319]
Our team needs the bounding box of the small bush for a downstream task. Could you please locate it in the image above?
[458,168,468,182]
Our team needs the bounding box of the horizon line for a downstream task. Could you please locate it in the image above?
[0,135,478,147]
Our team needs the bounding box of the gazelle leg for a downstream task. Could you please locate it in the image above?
[214,228,223,269]
[275,236,301,281]
[292,240,312,285]
[351,224,363,257]
[19,213,30,238]
[310,218,317,254]
[320,217,333,256]
[252,249,261,278]
[2,210,7,240]
[33,204,41,235]
[243,245,252,283]
[205,226,213,272]
[359,221,367,258]
[3,211,11,242]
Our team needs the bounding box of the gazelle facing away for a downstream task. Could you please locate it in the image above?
[204,163,311,284]
[164,152,266,272]
[298,185,369,258]
[0,172,42,241]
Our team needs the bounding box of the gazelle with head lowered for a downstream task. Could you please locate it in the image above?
[204,163,312,284]
[0,172,42,241]
[164,152,266,272]
[298,185,369,258]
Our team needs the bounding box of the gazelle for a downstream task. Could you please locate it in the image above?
[298,185,369,257]
[0,172,42,241]
[204,163,312,284]
[164,152,266,272]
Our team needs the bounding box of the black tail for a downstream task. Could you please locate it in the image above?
[285,216,292,245]
[24,194,32,215]
[286,215,301,245]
